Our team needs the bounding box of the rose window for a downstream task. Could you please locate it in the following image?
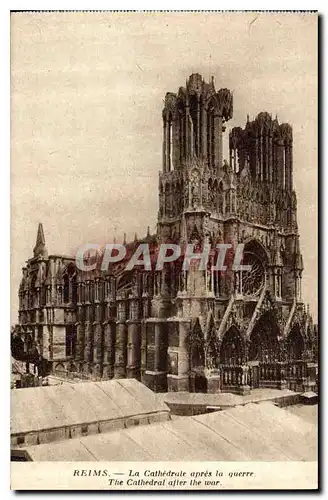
[241,251,265,297]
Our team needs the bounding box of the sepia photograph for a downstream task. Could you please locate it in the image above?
[10,10,318,490]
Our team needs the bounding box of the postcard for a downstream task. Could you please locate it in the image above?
[10,10,318,491]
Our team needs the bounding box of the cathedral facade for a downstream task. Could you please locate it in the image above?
[16,73,317,394]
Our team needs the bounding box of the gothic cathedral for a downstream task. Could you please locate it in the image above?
[16,74,317,394]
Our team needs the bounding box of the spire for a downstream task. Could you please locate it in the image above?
[295,236,304,271]
[33,223,48,258]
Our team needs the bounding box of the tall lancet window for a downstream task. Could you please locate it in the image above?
[63,274,69,303]
[190,95,198,156]
[169,117,173,170]
[207,110,211,166]
[284,145,290,190]
[218,182,224,213]
[207,109,215,168]
[179,109,184,162]
[282,147,286,189]
[177,99,185,163]
[72,274,77,304]
[263,135,267,181]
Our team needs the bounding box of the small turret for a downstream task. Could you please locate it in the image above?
[33,223,48,259]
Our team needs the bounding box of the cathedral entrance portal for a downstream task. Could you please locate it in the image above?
[219,326,244,393]
[286,325,306,391]
[249,313,282,389]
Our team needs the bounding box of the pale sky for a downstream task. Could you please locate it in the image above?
[11,12,317,322]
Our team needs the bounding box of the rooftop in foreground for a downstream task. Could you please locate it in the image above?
[11,379,170,447]
[14,401,317,462]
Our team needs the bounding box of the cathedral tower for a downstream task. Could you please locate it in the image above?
[148,74,314,394]
[158,73,233,236]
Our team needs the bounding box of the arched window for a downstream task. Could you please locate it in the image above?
[63,274,69,303]
[189,95,199,156]
[282,146,286,189]
[30,275,37,309]
[165,183,170,215]
[178,100,185,161]
[169,114,173,170]
[72,276,78,304]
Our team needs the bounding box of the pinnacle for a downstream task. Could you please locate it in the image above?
[33,222,48,258]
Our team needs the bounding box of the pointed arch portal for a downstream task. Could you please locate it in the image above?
[285,325,306,391]
[220,326,243,366]
[219,326,245,391]
[249,312,280,363]
[248,312,284,389]
[287,325,304,361]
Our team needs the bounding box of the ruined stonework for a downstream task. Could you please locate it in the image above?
[16,74,317,394]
